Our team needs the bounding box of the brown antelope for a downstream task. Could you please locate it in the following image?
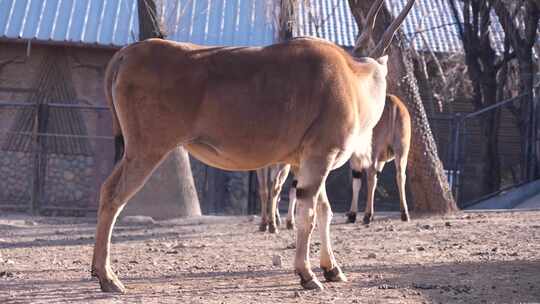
[259,95,411,230]
[91,0,415,293]
[347,94,411,224]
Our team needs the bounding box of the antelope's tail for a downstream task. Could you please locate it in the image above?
[104,52,125,163]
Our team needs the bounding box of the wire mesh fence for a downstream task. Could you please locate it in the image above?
[0,102,115,216]
[430,96,528,207]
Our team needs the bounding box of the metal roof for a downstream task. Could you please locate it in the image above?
[295,0,507,54]
[0,0,516,52]
[156,0,276,47]
[0,0,276,48]
[0,0,139,47]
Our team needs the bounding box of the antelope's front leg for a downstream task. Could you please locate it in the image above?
[294,159,333,291]
[317,188,347,283]
[294,185,322,290]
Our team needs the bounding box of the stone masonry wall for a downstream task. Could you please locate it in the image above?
[0,151,95,209]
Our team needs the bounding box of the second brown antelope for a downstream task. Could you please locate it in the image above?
[258,94,412,230]
[91,0,415,293]
[347,94,412,224]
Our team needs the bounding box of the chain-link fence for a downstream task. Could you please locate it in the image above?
[430,95,531,207]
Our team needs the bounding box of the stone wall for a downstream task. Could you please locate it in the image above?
[42,153,95,208]
[0,150,96,209]
[0,151,33,204]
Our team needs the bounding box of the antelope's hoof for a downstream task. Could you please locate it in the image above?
[323,266,347,283]
[346,212,357,223]
[363,213,372,225]
[286,219,295,230]
[268,223,279,234]
[98,274,126,293]
[401,211,410,222]
[300,276,324,291]
[259,223,268,232]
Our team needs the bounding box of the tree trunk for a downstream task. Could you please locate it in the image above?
[123,0,201,219]
[137,0,164,40]
[278,0,299,41]
[349,1,458,213]
[491,0,540,181]
[411,51,436,116]
[123,149,201,219]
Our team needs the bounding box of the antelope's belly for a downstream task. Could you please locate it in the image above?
[185,138,291,171]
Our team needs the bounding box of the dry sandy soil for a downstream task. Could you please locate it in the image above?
[0,210,539,304]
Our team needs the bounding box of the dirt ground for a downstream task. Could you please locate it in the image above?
[0,210,539,304]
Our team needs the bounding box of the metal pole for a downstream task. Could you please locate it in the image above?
[451,114,463,199]
[533,85,539,179]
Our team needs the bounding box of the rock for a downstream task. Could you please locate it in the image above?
[445,222,452,227]
[120,216,155,225]
[379,284,398,289]
[0,271,14,278]
[406,247,414,252]
[413,283,438,290]
[417,246,425,251]
[294,291,302,298]
[272,255,282,267]
[74,190,84,200]
[173,243,188,249]
[367,253,377,259]
[63,171,75,181]
[83,168,93,176]
[421,224,432,230]
[24,220,37,226]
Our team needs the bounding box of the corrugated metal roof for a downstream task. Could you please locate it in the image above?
[0,0,276,48]
[0,0,139,47]
[156,0,276,46]
[295,0,507,54]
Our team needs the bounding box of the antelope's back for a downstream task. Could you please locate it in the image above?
[109,38,384,168]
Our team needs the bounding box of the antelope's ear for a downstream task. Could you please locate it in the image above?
[376,55,388,66]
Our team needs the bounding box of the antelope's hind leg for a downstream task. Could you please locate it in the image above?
[346,169,362,223]
[268,164,290,234]
[395,154,410,222]
[91,151,167,293]
[256,168,270,232]
[286,179,297,230]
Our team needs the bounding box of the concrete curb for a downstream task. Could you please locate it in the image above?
[465,179,540,210]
